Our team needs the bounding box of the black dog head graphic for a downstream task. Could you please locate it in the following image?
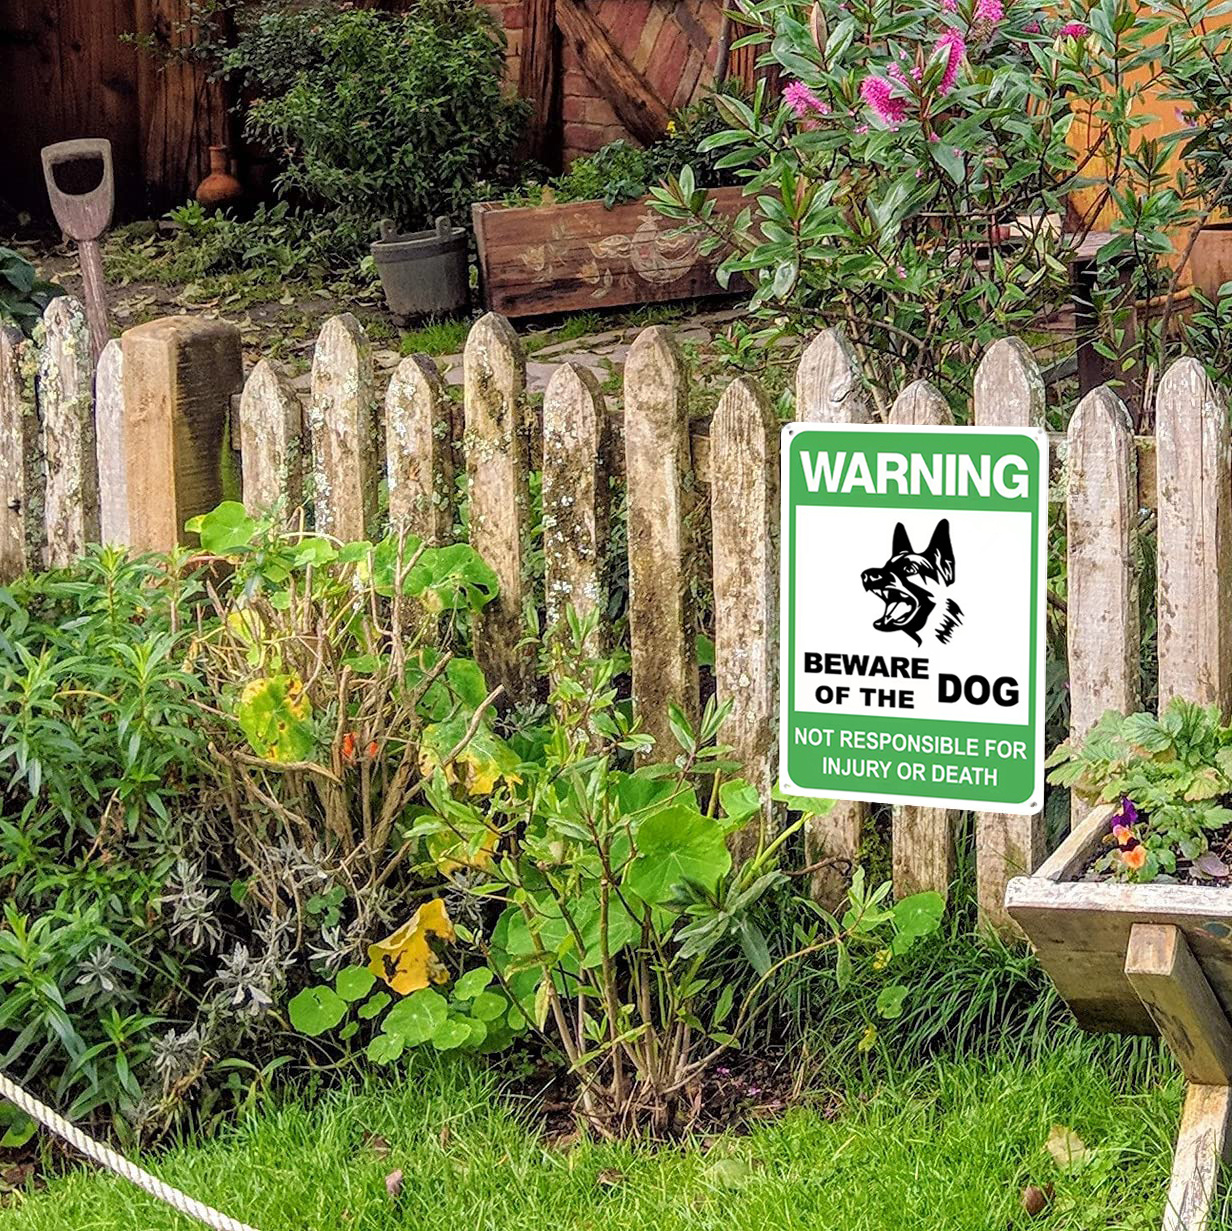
[860,519,961,646]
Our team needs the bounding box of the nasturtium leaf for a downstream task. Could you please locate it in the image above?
[431,1018,473,1051]
[288,984,348,1036]
[719,779,762,824]
[406,544,499,613]
[453,967,494,999]
[366,1033,405,1065]
[383,987,448,1045]
[876,984,909,1020]
[357,991,391,1020]
[336,966,376,1002]
[235,673,314,762]
[446,658,489,708]
[419,717,521,795]
[625,804,732,904]
[469,991,508,1022]
[368,899,456,995]
[185,501,255,553]
[290,536,338,567]
[0,1103,36,1149]
[460,1017,489,1048]
[893,892,945,942]
[339,1020,359,1041]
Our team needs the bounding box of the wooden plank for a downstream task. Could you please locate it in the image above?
[39,296,98,566]
[386,354,453,545]
[122,316,242,553]
[711,375,778,860]
[95,338,128,546]
[886,379,956,899]
[542,361,610,644]
[517,0,562,168]
[1032,800,1119,882]
[472,188,745,318]
[240,358,302,516]
[1005,875,1232,1035]
[1066,385,1137,822]
[1125,924,1232,1086]
[309,314,376,542]
[625,324,696,757]
[465,312,533,703]
[0,325,42,578]
[794,328,869,904]
[1163,1083,1232,1231]
[557,0,670,145]
[972,337,1047,935]
[1156,358,1232,714]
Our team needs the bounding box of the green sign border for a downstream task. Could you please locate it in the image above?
[778,423,1047,814]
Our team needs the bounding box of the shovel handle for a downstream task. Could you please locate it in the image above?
[41,139,115,243]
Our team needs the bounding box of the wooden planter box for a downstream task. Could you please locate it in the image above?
[471,186,746,319]
[1007,805,1232,1230]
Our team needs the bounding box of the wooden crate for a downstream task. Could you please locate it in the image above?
[1007,804,1232,1035]
[471,186,746,318]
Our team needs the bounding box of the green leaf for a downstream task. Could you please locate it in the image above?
[336,966,376,1002]
[470,991,508,1022]
[876,984,909,1020]
[720,779,762,824]
[185,501,256,552]
[357,991,391,1021]
[288,985,348,1036]
[383,987,448,1045]
[625,803,732,905]
[431,1018,473,1050]
[893,892,945,942]
[453,967,494,999]
[447,658,489,708]
[235,674,315,762]
[366,1033,405,1065]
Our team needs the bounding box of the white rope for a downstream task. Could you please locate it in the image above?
[0,1069,262,1231]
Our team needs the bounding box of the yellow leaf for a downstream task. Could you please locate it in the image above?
[427,825,500,874]
[368,899,455,995]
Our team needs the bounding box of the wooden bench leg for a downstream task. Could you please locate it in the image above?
[1125,923,1232,1230]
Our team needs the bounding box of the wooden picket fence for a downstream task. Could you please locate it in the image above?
[1,294,1224,936]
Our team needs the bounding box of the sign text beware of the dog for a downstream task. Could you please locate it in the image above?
[779,423,1047,814]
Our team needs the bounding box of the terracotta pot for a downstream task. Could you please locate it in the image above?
[195,146,242,210]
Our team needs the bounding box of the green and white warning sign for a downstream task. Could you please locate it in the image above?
[779,424,1047,813]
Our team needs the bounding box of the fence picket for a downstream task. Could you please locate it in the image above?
[123,317,242,553]
[888,378,956,900]
[793,329,869,903]
[1067,386,1137,822]
[241,358,303,515]
[712,375,778,859]
[95,339,127,546]
[543,361,610,652]
[973,337,1047,933]
[386,354,453,546]
[39,297,98,567]
[625,325,696,758]
[1156,357,1232,713]
[465,312,532,703]
[0,326,42,579]
[310,314,376,542]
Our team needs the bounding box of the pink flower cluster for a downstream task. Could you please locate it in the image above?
[975,0,1004,23]
[936,26,966,94]
[860,75,908,126]
[783,80,831,118]
[1059,20,1089,37]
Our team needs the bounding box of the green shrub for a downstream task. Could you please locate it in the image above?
[224,0,528,257]
[0,247,62,336]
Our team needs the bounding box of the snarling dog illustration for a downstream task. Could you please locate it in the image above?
[860,520,962,646]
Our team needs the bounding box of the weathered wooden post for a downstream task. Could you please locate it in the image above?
[887,378,955,901]
[625,325,696,759]
[310,314,377,542]
[0,326,42,579]
[240,358,303,516]
[542,361,610,650]
[972,337,1047,934]
[95,339,127,545]
[39,297,98,566]
[711,375,778,859]
[386,353,453,545]
[794,329,870,903]
[122,316,242,553]
[464,312,533,703]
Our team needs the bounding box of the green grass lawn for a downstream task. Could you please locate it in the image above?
[6,1041,1211,1231]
